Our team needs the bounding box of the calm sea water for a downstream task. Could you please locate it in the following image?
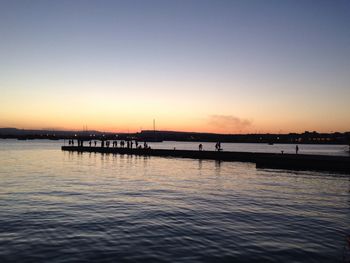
[0,139,349,262]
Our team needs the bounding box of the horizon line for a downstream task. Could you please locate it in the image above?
[1,127,349,136]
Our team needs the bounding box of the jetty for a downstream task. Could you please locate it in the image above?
[61,146,350,174]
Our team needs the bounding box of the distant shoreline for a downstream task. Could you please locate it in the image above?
[0,128,349,145]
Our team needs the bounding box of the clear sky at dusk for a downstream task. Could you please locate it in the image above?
[0,0,349,133]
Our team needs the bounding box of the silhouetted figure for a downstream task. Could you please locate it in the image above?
[199,144,203,151]
[94,141,97,147]
[296,145,299,154]
[135,141,138,148]
[89,141,91,147]
[215,142,222,151]
[101,141,105,148]
[130,141,133,148]
[72,140,74,146]
[144,142,147,148]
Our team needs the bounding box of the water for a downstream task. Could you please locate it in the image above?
[0,140,349,262]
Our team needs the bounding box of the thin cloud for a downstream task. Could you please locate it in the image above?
[208,115,252,132]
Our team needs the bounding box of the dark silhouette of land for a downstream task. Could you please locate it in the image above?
[0,128,350,145]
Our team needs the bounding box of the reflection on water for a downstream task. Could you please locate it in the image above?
[0,140,349,262]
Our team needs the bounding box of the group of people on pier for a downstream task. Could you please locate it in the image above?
[69,139,151,149]
[68,140,304,155]
[198,142,223,151]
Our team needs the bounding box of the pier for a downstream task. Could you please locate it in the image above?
[61,146,350,174]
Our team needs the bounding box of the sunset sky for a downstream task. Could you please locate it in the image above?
[0,0,349,134]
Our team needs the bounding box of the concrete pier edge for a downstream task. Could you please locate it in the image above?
[61,146,350,174]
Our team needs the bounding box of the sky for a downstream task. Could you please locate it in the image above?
[0,0,349,134]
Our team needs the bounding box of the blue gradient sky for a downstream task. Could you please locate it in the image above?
[0,0,349,133]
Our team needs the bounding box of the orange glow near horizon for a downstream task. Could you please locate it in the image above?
[1,87,349,134]
[1,109,349,134]
[1,79,349,134]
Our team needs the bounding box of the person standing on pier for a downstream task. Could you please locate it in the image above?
[215,142,222,151]
[296,145,299,154]
[199,144,203,151]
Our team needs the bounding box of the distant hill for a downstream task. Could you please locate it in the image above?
[137,130,350,144]
[0,128,349,144]
[0,128,105,139]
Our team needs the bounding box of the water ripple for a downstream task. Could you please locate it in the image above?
[0,140,349,262]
